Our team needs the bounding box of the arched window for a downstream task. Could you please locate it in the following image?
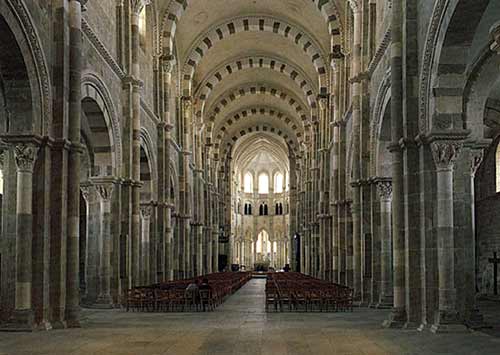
[244,173,253,193]
[138,7,147,49]
[274,173,284,193]
[258,173,269,194]
[257,230,269,254]
[497,144,500,192]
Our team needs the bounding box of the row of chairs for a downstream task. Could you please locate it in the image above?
[265,272,353,312]
[124,272,252,312]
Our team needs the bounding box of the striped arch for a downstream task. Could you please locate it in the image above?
[194,55,318,119]
[310,0,343,54]
[181,16,329,94]
[205,84,315,129]
[161,0,343,58]
[217,124,300,158]
[212,107,305,150]
[81,73,122,174]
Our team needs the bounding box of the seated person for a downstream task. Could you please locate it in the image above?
[199,278,212,292]
[185,279,200,304]
[283,264,291,272]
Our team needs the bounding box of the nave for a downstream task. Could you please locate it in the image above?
[1,278,500,355]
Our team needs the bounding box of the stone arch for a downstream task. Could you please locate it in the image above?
[419,0,491,133]
[213,107,304,146]
[140,129,157,201]
[218,124,300,157]
[168,158,180,208]
[370,69,392,176]
[194,55,318,118]
[181,16,329,94]
[205,84,314,132]
[464,43,500,140]
[0,1,52,134]
[161,0,342,59]
[81,73,122,173]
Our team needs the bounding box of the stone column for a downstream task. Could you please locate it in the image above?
[369,179,381,308]
[464,146,486,328]
[140,204,152,285]
[94,179,114,307]
[348,0,362,301]
[79,183,92,301]
[430,138,467,333]
[4,143,38,330]
[84,183,99,306]
[383,0,406,328]
[130,0,150,286]
[66,0,86,328]
[345,199,353,287]
[376,178,393,308]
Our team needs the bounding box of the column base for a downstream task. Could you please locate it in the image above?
[51,320,68,329]
[65,308,81,328]
[430,311,469,334]
[403,321,420,330]
[35,320,52,331]
[465,309,489,330]
[417,323,430,332]
[382,307,406,328]
[0,310,35,332]
[91,294,114,309]
[376,295,393,309]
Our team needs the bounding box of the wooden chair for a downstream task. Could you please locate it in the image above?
[199,289,214,311]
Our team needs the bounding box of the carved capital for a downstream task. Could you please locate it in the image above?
[348,0,361,13]
[490,21,500,54]
[14,144,39,173]
[161,55,175,74]
[470,149,484,177]
[95,183,114,202]
[140,204,152,219]
[130,0,150,15]
[376,178,393,200]
[430,140,462,171]
[80,182,94,202]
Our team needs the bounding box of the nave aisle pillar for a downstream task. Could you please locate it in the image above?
[375,178,393,308]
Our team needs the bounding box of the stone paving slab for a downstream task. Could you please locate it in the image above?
[0,279,498,354]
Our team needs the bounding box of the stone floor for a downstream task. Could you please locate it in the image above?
[1,279,499,354]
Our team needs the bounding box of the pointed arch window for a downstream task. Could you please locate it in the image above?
[275,173,284,193]
[244,173,253,193]
[139,7,147,49]
[258,173,269,194]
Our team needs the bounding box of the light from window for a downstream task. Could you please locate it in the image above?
[139,7,146,47]
[275,173,284,193]
[258,173,269,194]
[244,173,253,193]
[257,230,269,254]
